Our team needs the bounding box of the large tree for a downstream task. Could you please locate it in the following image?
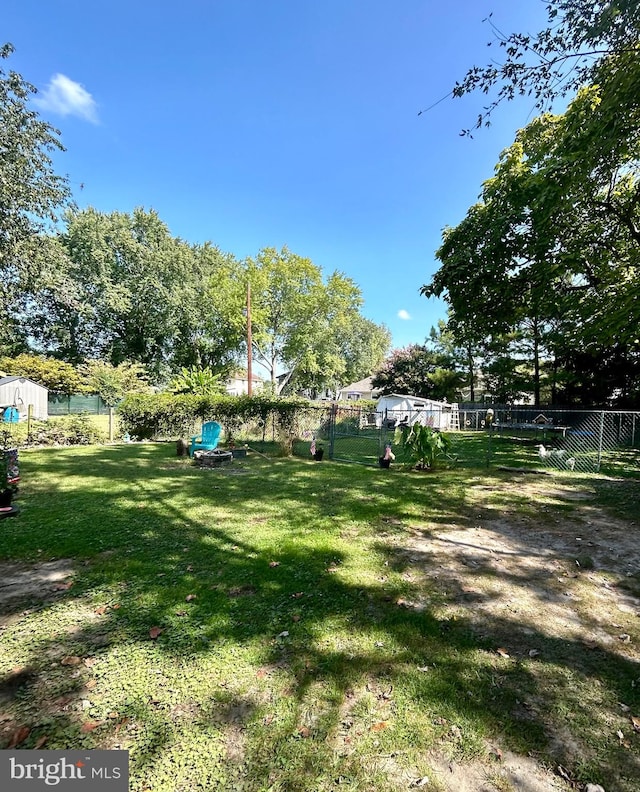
[371,343,465,402]
[0,43,73,355]
[424,75,640,406]
[52,207,195,376]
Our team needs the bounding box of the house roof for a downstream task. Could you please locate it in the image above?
[0,375,48,390]
[340,376,377,393]
[0,376,46,388]
[377,393,448,406]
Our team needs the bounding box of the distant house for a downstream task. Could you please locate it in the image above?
[337,377,380,402]
[0,376,48,420]
[225,371,264,396]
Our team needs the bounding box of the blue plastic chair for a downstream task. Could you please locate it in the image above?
[189,421,222,457]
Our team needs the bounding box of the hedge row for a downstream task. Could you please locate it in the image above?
[117,393,329,447]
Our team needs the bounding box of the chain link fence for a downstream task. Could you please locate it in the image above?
[293,404,640,476]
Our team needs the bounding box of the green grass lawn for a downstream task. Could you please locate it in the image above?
[0,444,638,791]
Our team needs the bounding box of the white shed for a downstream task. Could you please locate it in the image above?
[0,377,48,421]
[375,393,452,430]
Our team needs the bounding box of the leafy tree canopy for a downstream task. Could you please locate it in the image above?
[80,360,151,406]
[371,344,464,402]
[449,1,640,134]
[0,43,73,355]
[0,353,84,395]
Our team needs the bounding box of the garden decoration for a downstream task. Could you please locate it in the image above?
[310,437,324,461]
[379,443,395,469]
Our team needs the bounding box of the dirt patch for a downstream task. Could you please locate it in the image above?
[0,559,75,614]
[385,476,640,791]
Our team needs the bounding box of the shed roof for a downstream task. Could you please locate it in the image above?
[0,376,47,389]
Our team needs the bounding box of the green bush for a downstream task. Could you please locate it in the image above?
[1,414,107,448]
[117,393,328,455]
[396,424,452,470]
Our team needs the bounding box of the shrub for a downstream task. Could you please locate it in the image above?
[396,424,452,470]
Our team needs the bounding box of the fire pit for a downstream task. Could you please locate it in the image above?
[193,449,233,468]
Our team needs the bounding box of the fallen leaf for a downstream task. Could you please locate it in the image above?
[111,603,121,610]
[94,606,108,615]
[149,627,163,640]
[291,614,301,622]
[185,594,197,602]
[496,648,510,658]
[84,680,97,691]
[631,715,640,732]
[263,714,275,725]
[34,735,48,749]
[83,657,97,667]
[490,746,503,761]
[371,721,389,731]
[256,669,267,679]
[298,726,310,738]
[114,718,129,734]
[80,721,102,733]
[53,581,73,591]
[61,656,82,666]
[7,726,30,748]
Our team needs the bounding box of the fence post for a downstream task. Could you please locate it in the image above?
[597,411,605,471]
[328,404,337,460]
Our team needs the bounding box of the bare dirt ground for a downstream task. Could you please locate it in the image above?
[384,475,640,792]
[0,558,75,616]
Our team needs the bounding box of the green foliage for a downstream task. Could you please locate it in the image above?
[117,392,323,452]
[0,353,85,394]
[81,360,150,406]
[396,424,452,470]
[425,76,640,407]
[169,366,225,397]
[372,344,464,401]
[1,414,107,446]
[452,1,640,133]
[0,43,73,356]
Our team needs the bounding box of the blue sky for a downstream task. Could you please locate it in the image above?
[5,0,550,351]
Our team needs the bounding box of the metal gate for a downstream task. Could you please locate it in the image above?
[327,405,393,466]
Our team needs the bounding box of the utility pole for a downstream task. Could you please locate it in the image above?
[247,281,253,396]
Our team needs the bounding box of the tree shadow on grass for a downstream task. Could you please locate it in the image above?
[0,445,638,790]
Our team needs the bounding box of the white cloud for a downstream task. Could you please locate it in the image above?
[397,309,411,320]
[34,74,99,123]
